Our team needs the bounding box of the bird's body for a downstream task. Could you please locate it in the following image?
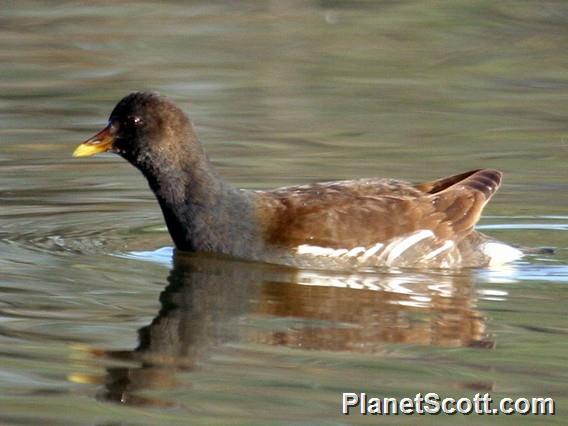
[74,92,523,269]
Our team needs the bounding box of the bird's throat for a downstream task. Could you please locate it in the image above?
[139,154,257,255]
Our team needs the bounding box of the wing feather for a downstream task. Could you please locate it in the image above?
[258,169,502,250]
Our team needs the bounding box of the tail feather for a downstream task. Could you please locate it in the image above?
[427,169,502,238]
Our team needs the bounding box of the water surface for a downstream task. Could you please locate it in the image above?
[1,1,567,424]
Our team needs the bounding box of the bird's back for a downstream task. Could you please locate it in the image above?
[253,169,521,268]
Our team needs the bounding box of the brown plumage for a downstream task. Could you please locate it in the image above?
[258,169,500,247]
[74,92,522,269]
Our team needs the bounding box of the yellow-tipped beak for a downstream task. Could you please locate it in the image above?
[73,124,116,158]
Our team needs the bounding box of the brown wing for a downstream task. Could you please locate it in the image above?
[428,169,502,238]
[414,169,485,194]
[258,169,502,249]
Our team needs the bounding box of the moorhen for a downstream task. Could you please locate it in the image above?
[73,92,522,269]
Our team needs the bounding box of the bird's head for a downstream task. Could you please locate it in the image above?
[73,92,197,169]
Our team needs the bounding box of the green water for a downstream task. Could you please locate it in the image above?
[0,1,567,424]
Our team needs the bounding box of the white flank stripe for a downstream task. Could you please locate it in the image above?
[296,245,334,256]
[330,249,349,257]
[296,244,348,257]
[359,243,384,262]
[346,247,366,257]
[483,242,523,266]
[423,240,454,260]
[385,230,434,266]
[297,230,440,266]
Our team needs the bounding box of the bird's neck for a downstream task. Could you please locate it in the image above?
[138,146,258,255]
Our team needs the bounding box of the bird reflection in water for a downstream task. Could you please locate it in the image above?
[74,253,494,406]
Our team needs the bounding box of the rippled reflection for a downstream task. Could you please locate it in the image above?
[71,253,493,406]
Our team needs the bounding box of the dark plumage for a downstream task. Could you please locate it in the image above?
[74,92,523,268]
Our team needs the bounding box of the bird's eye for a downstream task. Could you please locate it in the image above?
[128,116,143,127]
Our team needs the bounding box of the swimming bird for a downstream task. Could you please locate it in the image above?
[73,92,522,269]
